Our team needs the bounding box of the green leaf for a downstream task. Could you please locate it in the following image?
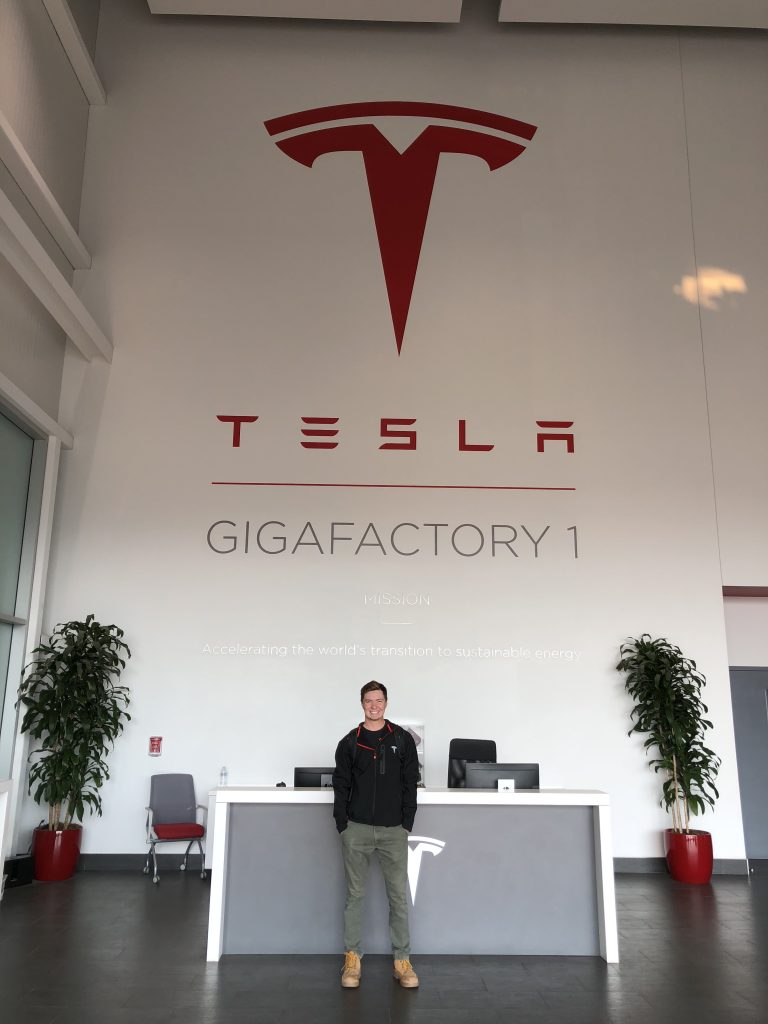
[617,634,719,828]
[17,618,131,824]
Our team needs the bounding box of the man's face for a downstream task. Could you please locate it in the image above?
[362,689,387,724]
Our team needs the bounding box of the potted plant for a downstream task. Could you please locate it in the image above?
[17,615,131,881]
[617,634,721,884]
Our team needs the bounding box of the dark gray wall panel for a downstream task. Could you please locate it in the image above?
[731,668,768,858]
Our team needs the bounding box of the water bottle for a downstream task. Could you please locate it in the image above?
[219,766,228,787]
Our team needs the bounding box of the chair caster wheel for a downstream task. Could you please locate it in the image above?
[153,876,160,884]
[201,871,207,879]
[142,865,150,875]
[180,863,186,871]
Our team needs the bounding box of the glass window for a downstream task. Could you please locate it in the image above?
[0,412,33,614]
[0,411,35,778]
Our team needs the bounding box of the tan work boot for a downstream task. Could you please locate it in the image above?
[341,951,362,988]
[393,958,419,988]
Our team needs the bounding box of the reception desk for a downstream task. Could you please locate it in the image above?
[206,788,618,963]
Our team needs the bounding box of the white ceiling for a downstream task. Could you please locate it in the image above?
[146,0,768,29]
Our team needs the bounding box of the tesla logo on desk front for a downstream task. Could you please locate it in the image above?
[265,102,538,354]
[407,836,445,903]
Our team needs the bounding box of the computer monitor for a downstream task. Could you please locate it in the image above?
[464,763,539,790]
[293,767,335,788]
[448,757,495,788]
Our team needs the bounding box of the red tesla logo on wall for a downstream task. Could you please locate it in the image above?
[265,102,537,354]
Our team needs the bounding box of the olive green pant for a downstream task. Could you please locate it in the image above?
[341,821,411,959]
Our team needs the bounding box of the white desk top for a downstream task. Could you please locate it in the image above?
[211,786,610,807]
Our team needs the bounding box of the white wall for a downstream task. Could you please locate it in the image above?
[682,32,768,587]
[0,0,92,224]
[0,0,96,419]
[31,0,757,861]
[0,254,65,420]
[724,598,768,668]
[68,0,101,59]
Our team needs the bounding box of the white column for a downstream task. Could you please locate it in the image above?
[0,779,12,887]
[593,803,619,963]
[206,793,230,961]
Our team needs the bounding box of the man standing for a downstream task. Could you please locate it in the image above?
[332,681,420,989]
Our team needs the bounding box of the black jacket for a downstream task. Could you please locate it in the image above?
[332,720,419,833]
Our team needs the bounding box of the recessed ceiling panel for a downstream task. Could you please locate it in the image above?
[498,0,768,29]
[147,1,463,21]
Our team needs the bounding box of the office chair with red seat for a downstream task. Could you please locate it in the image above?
[144,773,207,884]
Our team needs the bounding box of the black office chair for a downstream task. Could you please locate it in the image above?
[447,738,497,787]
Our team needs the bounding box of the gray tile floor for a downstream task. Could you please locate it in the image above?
[0,871,766,1024]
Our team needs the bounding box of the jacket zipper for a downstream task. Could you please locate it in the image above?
[372,747,377,820]
[362,723,393,823]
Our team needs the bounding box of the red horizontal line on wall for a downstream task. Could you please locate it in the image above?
[211,481,576,491]
[722,586,768,597]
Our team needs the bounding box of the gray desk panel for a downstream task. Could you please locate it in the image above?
[222,802,599,955]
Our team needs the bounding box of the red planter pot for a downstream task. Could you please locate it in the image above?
[33,825,82,881]
[663,828,713,884]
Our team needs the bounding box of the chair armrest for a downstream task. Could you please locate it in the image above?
[196,803,208,830]
[145,806,155,843]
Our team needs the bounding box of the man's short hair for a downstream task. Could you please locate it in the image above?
[361,680,387,702]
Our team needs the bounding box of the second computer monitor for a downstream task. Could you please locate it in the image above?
[464,763,539,790]
[293,767,335,788]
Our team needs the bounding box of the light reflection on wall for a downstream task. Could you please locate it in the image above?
[674,267,747,311]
